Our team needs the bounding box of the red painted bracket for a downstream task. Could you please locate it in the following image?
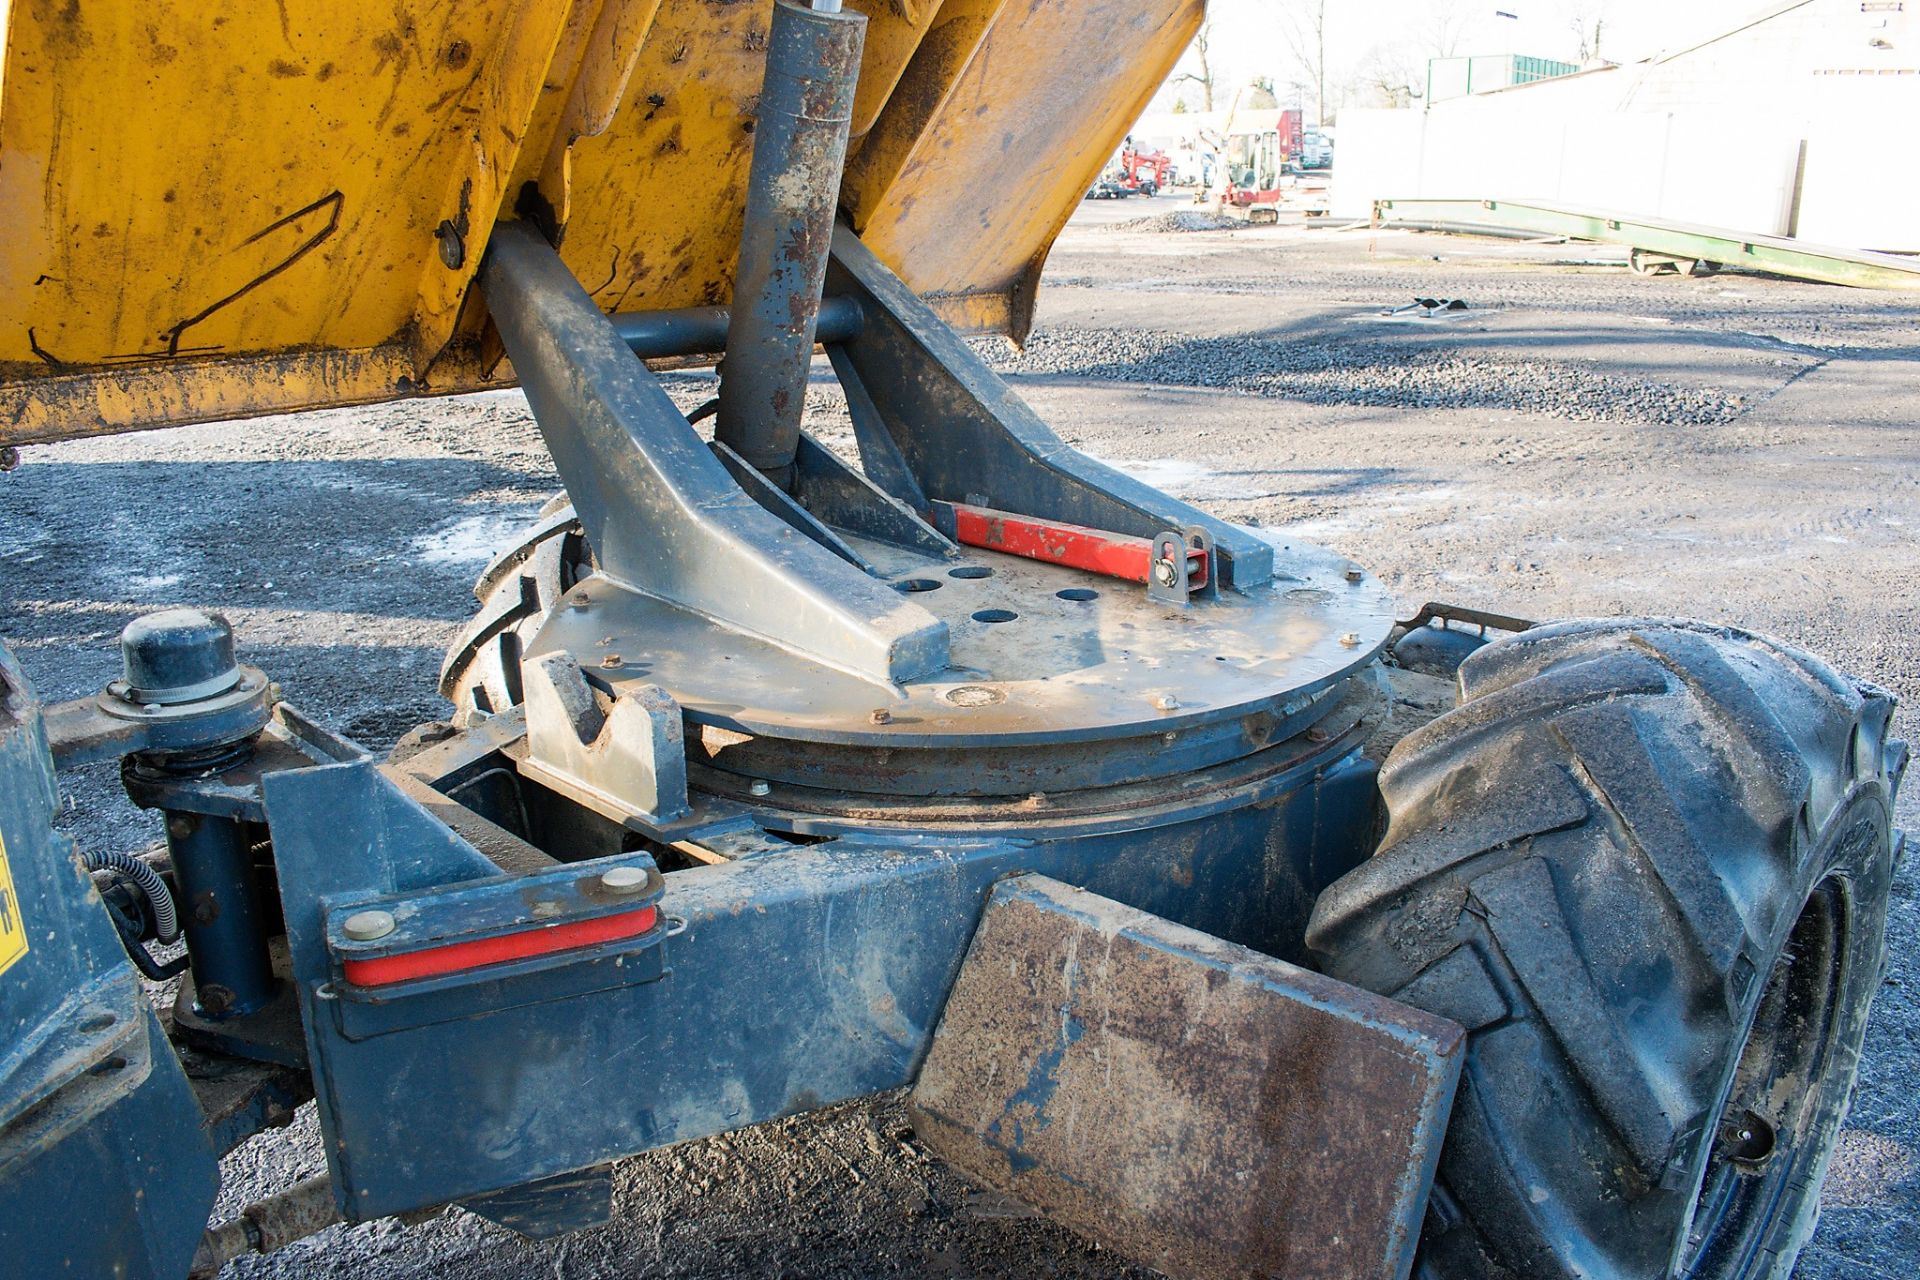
[936,501,1207,588]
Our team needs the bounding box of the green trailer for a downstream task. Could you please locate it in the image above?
[1374,197,1920,290]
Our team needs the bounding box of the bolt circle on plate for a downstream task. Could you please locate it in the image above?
[599,866,651,896]
[342,909,396,941]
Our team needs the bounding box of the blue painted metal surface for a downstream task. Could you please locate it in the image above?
[0,643,218,1279]
[263,732,1382,1223]
[166,813,277,1019]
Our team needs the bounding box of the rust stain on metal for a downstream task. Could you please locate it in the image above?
[911,875,1463,1280]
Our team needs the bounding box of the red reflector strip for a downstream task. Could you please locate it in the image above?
[341,905,658,987]
[944,503,1206,586]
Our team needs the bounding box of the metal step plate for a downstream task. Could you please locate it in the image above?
[911,875,1463,1280]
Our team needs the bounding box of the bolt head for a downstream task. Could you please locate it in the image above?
[1150,692,1180,711]
[748,779,772,798]
[869,708,893,725]
[434,219,466,270]
[1153,558,1179,587]
[599,866,650,896]
[1345,566,1364,583]
[342,909,396,942]
[1339,631,1361,647]
[601,653,624,669]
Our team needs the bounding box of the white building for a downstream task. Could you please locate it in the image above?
[1332,0,1920,250]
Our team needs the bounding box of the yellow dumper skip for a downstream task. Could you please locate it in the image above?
[0,0,1199,445]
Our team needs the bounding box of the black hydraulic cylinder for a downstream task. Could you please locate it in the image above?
[715,0,866,488]
[167,811,275,1019]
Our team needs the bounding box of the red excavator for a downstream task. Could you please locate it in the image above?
[1117,139,1173,194]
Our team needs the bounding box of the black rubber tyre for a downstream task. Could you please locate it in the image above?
[1307,619,1906,1280]
[438,495,590,724]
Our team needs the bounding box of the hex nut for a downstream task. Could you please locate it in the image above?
[749,779,772,797]
[342,909,396,942]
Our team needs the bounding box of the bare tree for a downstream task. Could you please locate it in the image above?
[1274,0,1331,124]
[1345,2,1489,111]
[1418,0,1481,59]
[1568,4,1610,61]
[1170,21,1217,113]
[1351,40,1428,109]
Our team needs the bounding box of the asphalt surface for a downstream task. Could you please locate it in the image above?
[1,194,1915,1278]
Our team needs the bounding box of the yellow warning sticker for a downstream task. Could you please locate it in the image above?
[0,831,27,978]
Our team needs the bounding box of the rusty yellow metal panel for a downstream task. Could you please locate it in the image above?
[859,0,1202,341]
[0,0,1199,444]
[554,0,766,315]
[841,0,1009,225]
[0,2,574,368]
[552,0,940,315]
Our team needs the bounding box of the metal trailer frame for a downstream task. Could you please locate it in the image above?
[1372,198,1920,290]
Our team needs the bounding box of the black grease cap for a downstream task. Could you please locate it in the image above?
[120,609,242,706]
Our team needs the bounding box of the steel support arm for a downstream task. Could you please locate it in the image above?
[480,221,948,686]
[823,226,1275,591]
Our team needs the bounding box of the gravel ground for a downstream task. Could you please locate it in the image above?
[2,202,1915,1279]
[988,325,1749,422]
[1105,209,1243,234]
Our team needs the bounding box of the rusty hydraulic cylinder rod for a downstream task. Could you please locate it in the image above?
[715,0,866,489]
[612,296,862,361]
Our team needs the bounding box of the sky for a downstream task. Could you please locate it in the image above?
[1163,0,1773,114]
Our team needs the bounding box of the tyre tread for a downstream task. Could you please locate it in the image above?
[1306,619,1895,1280]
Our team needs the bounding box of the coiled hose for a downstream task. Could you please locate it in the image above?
[84,849,189,980]
[84,849,179,942]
